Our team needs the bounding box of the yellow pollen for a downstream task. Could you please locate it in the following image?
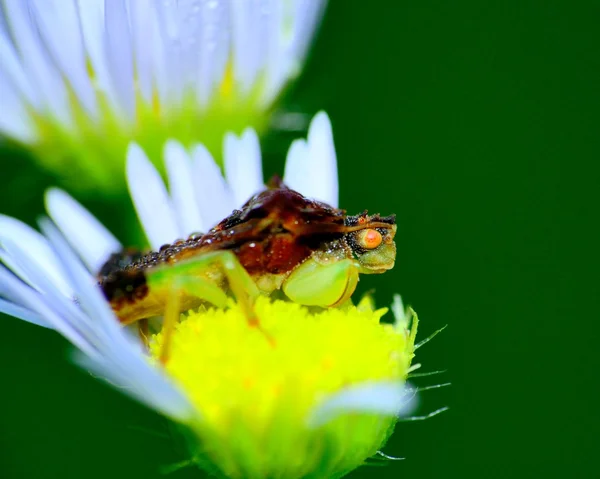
[148,296,418,478]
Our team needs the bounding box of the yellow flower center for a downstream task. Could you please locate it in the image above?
[149,296,417,479]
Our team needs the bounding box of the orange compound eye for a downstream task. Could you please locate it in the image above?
[357,228,383,249]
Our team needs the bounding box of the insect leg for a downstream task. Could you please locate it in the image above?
[153,275,230,363]
[148,251,267,361]
[208,250,261,327]
[138,318,149,347]
[160,284,181,364]
[283,257,360,307]
[148,250,259,314]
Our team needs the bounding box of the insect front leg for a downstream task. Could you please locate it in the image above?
[147,250,263,363]
[283,257,360,307]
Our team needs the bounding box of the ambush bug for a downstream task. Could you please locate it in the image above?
[99,179,397,361]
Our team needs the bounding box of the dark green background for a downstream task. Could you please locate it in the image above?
[1,1,598,478]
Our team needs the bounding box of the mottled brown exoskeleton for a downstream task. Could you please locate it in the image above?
[99,179,396,360]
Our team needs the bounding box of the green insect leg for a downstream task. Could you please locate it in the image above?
[147,250,265,362]
[283,258,360,307]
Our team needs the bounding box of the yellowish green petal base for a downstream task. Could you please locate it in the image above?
[150,296,418,479]
[25,66,269,197]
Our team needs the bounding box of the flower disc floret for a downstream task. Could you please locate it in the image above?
[149,297,417,479]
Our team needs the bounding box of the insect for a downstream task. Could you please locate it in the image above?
[99,179,396,360]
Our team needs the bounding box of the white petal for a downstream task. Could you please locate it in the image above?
[0,264,41,312]
[142,4,171,110]
[126,143,179,250]
[75,0,121,120]
[306,111,338,207]
[191,143,234,228]
[2,0,73,128]
[230,0,268,95]
[292,1,327,59]
[40,221,194,422]
[153,0,211,108]
[29,0,98,120]
[0,73,36,142]
[194,0,230,106]
[0,264,97,356]
[307,381,414,428]
[284,112,338,206]
[127,0,158,104]
[76,350,194,422]
[0,297,51,328]
[39,219,127,342]
[224,128,263,208]
[45,188,122,273]
[303,111,339,206]
[0,227,104,345]
[261,0,326,106]
[0,28,41,110]
[260,0,285,105]
[0,236,84,328]
[164,140,204,235]
[0,4,7,31]
[283,138,308,191]
[151,1,183,107]
[0,215,72,297]
[104,0,135,121]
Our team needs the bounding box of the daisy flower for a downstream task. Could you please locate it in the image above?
[0,112,422,478]
[0,0,326,194]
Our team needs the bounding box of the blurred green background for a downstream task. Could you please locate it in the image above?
[1,1,599,478]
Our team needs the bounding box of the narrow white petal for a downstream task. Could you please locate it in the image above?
[104,0,135,121]
[39,218,147,360]
[41,220,194,421]
[45,188,122,273]
[0,4,7,31]
[191,144,234,228]
[0,237,89,332]
[284,112,338,206]
[0,240,93,339]
[0,28,41,109]
[154,0,225,107]
[0,215,72,297]
[307,381,413,428]
[261,0,326,105]
[127,0,157,104]
[0,74,36,141]
[39,219,127,344]
[164,140,204,236]
[307,111,338,207]
[75,0,121,119]
[260,0,285,105]
[292,0,327,59]
[230,0,268,95]
[224,128,263,208]
[0,32,35,141]
[151,1,184,107]
[0,265,42,311]
[195,0,230,105]
[2,0,73,128]
[126,143,179,249]
[144,4,171,110]
[283,138,309,191]
[76,351,194,422]
[304,111,339,206]
[0,264,97,356]
[29,0,98,120]
[0,298,51,328]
